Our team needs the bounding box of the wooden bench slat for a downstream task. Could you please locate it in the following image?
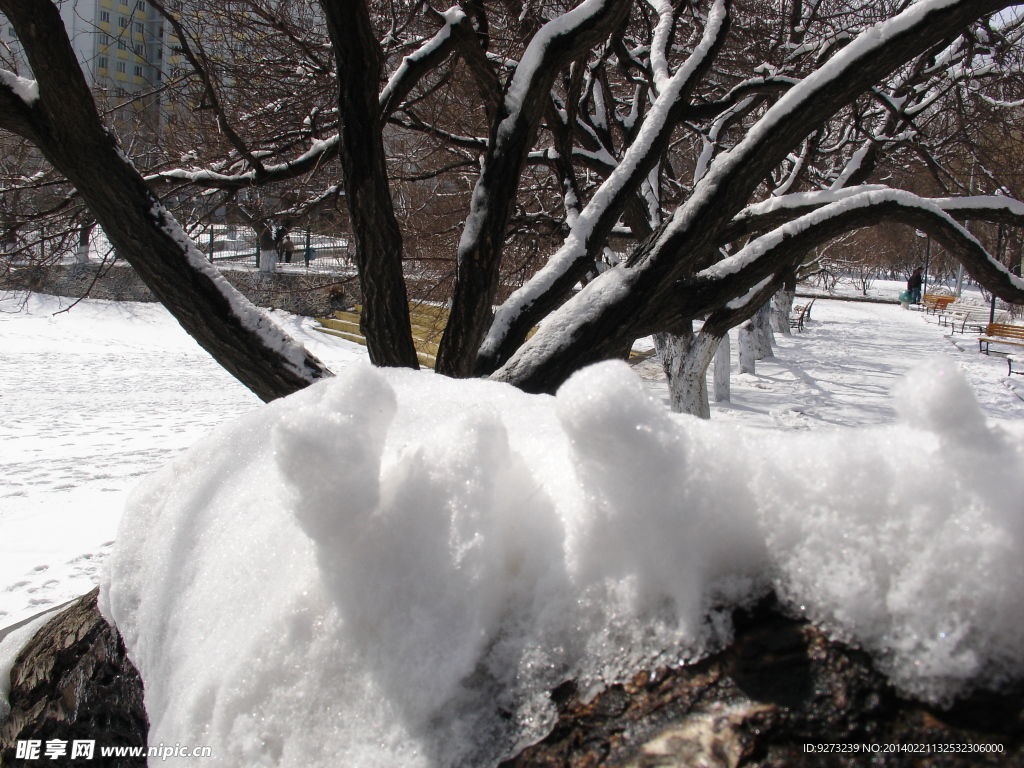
[979,323,1024,355]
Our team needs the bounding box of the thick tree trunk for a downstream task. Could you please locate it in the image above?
[771,286,794,335]
[654,325,721,419]
[502,595,1024,768]
[0,589,148,765]
[713,332,731,402]
[738,322,756,374]
[319,0,420,370]
[0,0,331,403]
[753,301,774,360]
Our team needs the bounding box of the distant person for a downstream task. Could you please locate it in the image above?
[907,267,923,304]
[280,236,295,264]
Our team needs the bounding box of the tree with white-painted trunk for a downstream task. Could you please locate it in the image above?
[771,274,796,336]
[713,333,730,402]
[752,302,774,360]
[738,323,756,375]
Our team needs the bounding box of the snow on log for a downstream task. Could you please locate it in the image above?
[101,359,1024,767]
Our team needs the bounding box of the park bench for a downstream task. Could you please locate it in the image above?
[319,304,673,369]
[938,301,1008,334]
[978,323,1024,357]
[790,298,815,332]
[921,293,955,314]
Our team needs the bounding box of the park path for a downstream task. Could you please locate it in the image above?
[638,297,1024,429]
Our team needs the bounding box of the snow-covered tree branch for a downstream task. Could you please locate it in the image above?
[0,0,332,401]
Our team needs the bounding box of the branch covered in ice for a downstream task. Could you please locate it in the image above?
[379,7,467,121]
[151,201,333,389]
[437,0,632,376]
[727,187,1024,242]
[694,189,1024,316]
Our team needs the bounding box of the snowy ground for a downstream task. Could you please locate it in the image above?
[0,292,361,634]
[638,294,1024,429]
[1,283,1022,636]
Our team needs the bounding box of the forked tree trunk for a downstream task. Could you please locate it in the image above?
[654,325,722,419]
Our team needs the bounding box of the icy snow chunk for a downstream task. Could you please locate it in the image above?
[275,363,395,542]
[556,361,767,627]
[757,359,1024,703]
[892,355,994,446]
[101,358,1024,766]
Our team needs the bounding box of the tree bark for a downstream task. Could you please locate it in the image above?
[738,322,756,374]
[0,589,148,766]
[771,286,794,335]
[502,595,1024,768]
[753,301,774,360]
[713,332,731,402]
[319,0,420,370]
[654,325,720,419]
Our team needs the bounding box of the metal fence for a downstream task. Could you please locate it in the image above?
[195,225,354,273]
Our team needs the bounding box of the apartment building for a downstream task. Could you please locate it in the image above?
[2,0,182,95]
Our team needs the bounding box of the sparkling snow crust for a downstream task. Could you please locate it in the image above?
[101,357,1024,767]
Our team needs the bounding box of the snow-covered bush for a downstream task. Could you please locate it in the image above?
[101,358,1024,767]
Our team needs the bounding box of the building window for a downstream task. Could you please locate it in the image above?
[7,26,14,37]
[116,61,126,73]
[135,22,143,33]
[98,56,108,68]
[136,0,145,8]
[117,38,127,50]
[119,16,128,27]
[133,65,142,77]
[99,10,110,22]
[100,33,111,45]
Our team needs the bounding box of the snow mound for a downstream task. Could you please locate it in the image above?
[100,358,1024,766]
